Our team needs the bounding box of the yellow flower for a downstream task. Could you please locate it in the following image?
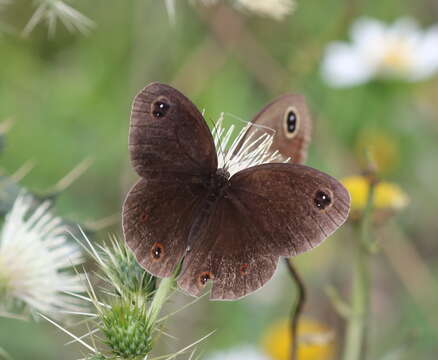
[342,176,409,212]
[262,318,335,360]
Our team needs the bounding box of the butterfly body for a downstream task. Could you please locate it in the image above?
[123,83,350,300]
[207,168,231,200]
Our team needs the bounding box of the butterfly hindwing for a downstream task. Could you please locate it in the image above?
[177,197,278,300]
[123,178,208,278]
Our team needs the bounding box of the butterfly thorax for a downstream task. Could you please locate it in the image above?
[207,168,230,202]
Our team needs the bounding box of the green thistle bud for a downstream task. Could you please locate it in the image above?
[43,235,190,360]
[101,298,153,358]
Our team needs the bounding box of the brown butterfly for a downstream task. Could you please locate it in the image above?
[123,83,350,300]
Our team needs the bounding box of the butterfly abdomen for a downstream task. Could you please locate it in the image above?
[187,168,231,242]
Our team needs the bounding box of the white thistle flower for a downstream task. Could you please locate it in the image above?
[212,113,287,177]
[321,17,438,87]
[23,0,95,37]
[0,194,84,317]
[206,346,270,360]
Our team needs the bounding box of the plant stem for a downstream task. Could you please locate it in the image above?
[147,265,181,327]
[342,178,376,360]
[148,276,176,327]
[284,258,307,360]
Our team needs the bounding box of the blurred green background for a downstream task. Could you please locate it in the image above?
[1,0,438,359]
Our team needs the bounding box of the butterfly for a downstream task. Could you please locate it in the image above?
[123,83,350,300]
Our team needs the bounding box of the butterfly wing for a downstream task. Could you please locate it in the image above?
[177,197,278,299]
[178,163,350,300]
[123,83,217,277]
[246,94,312,164]
[128,82,217,177]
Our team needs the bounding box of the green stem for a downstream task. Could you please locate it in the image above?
[342,178,376,360]
[147,267,179,327]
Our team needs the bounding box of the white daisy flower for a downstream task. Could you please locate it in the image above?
[321,17,438,87]
[212,113,287,176]
[206,346,270,360]
[0,194,85,318]
[23,0,95,36]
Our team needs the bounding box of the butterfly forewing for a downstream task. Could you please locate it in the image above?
[244,94,312,164]
[129,82,217,178]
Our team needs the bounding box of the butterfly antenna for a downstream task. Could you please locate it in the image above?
[224,112,280,170]
[224,112,277,136]
[202,108,218,132]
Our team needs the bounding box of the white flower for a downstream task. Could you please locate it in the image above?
[23,0,95,36]
[212,113,286,176]
[235,0,295,20]
[206,346,270,360]
[0,194,84,317]
[321,17,438,87]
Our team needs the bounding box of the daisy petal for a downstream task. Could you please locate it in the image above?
[321,42,375,87]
